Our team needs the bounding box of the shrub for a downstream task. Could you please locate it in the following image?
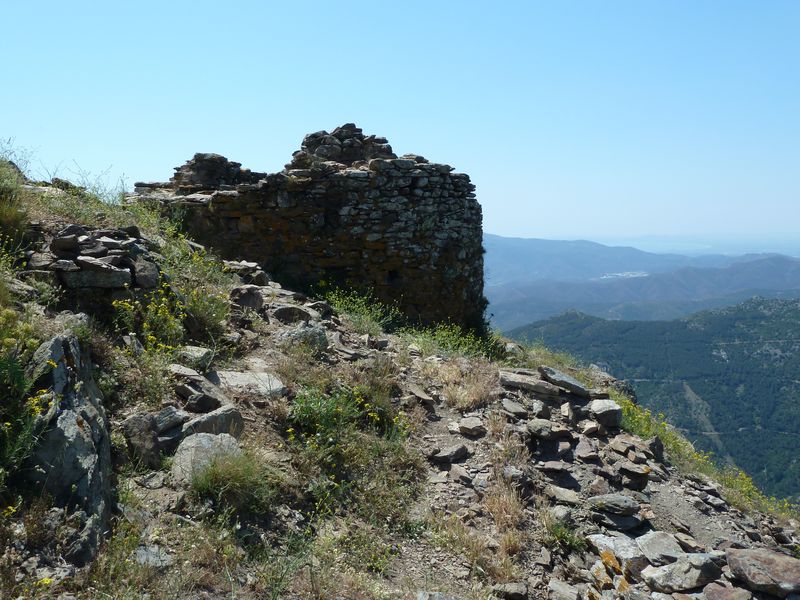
[503,340,579,372]
[288,387,422,525]
[112,282,185,353]
[159,233,234,343]
[543,517,587,552]
[483,482,525,532]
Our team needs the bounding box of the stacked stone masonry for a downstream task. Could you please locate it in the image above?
[134,124,487,329]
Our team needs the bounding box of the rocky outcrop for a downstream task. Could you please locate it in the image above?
[24,331,112,567]
[132,124,487,329]
[21,223,164,316]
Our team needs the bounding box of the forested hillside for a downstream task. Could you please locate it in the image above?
[509,298,800,499]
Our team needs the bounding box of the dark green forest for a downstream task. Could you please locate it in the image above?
[510,298,800,500]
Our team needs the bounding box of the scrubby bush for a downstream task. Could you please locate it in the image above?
[0,307,46,495]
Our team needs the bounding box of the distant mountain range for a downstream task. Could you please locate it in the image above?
[484,234,800,330]
[508,297,800,499]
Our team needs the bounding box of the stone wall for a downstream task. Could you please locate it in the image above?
[134,124,486,329]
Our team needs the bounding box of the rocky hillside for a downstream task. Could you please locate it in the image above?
[0,160,799,599]
[508,299,800,500]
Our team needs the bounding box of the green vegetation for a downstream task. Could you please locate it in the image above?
[510,300,800,500]
[190,450,286,517]
[288,386,422,526]
[399,322,505,359]
[0,257,45,495]
[324,287,402,336]
[542,517,587,552]
[0,160,28,249]
[326,286,505,360]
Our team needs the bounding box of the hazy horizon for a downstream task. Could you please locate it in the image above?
[485,232,800,258]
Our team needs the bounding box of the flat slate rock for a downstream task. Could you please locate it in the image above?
[182,405,244,438]
[208,370,286,398]
[498,370,561,396]
[501,398,528,418]
[545,484,581,505]
[431,443,469,464]
[538,365,591,397]
[703,583,753,600]
[726,547,800,598]
[587,533,649,579]
[547,579,580,600]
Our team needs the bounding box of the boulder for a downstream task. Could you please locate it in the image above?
[431,444,469,464]
[276,322,329,354]
[458,416,486,437]
[178,345,214,371]
[589,399,622,428]
[641,553,722,593]
[229,285,264,311]
[491,582,527,600]
[132,256,159,288]
[726,547,800,598]
[548,579,580,600]
[171,433,241,485]
[528,418,559,440]
[271,304,316,324]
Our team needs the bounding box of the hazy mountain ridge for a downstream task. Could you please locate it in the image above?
[487,245,800,330]
[508,297,800,499]
[483,233,779,285]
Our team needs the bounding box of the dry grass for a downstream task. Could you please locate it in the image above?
[489,430,531,469]
[483,482,525,532]
[274,341,335,392]
[499,530,523,557]
[485,410,507,438]
[439,358,498,412]
[429,513,520,583]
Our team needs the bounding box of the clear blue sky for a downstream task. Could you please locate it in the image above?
[2,1,798,244]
